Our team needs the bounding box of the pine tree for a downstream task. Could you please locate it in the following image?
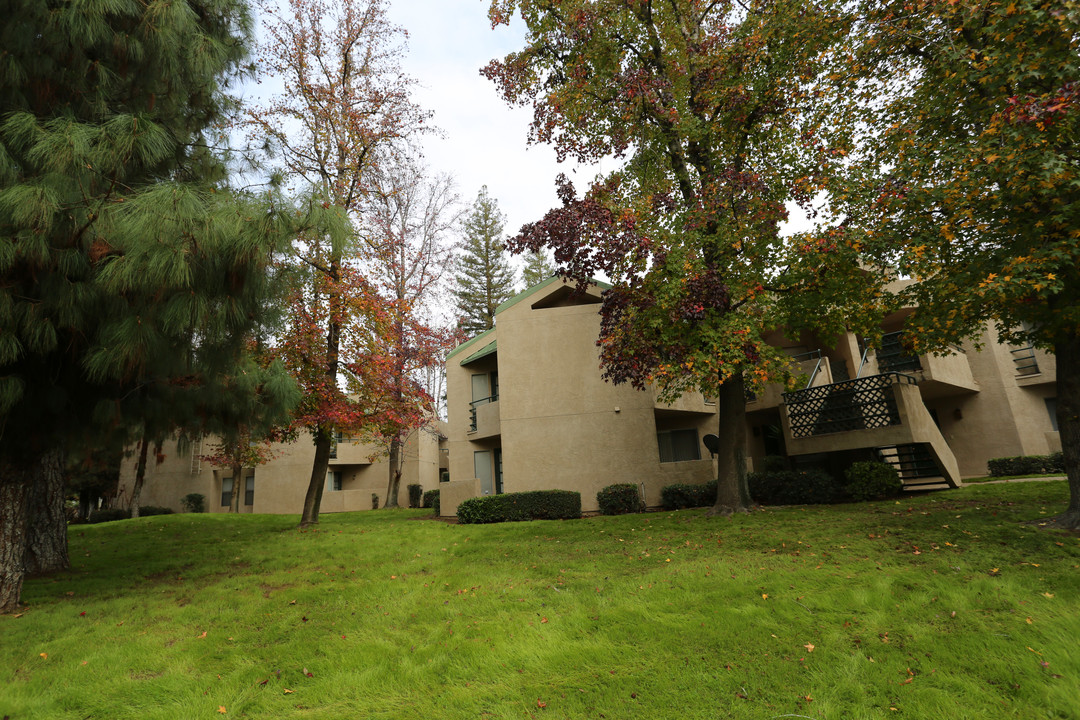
[521,249,557,289]
[0,0,300,612]
[453,187,517,336]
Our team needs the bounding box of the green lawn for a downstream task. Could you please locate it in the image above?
[3,482,1078,719]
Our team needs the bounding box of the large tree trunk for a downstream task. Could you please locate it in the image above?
[0,462,34,613]
[23,447,69,575]
[708,373,752,517]
[384,436,402,508]
[1052,328,1080,529]
[300,427,332,528]
[129,434,150,519]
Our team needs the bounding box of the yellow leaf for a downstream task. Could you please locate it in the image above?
[39,653,47,659]
[804,643,815,652]
[1043,592,1055,598]
[762,593,769,600]
[218,707,227,714]
[284,689,294,694]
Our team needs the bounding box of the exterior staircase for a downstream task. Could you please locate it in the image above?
[876,443,953,491]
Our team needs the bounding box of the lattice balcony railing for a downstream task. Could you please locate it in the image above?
[782,372,917,438]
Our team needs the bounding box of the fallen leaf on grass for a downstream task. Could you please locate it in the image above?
[536,699,547,708]
[39,653,47,659]
[1043,593,1054,598]
[303,668,314,677]
[217,707,227,714]
[197,631,207,639]
[284,689,294,694]
[762,594,768,600]
[804,643,815,652]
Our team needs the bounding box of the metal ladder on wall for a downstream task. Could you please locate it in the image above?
[189,436,202,475]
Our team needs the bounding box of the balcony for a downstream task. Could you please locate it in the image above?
[780,372,960,488]
[469,395,501,439]
[861,332,977,399]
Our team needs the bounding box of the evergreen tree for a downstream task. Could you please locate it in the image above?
[521,249,557,289]
[453,187,517,336]
[0,0,300,612]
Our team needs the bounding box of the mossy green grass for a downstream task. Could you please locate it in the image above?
[2,482,1077,719]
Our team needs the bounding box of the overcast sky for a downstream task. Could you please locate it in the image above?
[384,0,590,241]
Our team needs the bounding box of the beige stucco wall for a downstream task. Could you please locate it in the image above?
[446,279,716,516]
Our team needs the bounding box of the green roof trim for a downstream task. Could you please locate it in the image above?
[446,327,495,361]
[494,275,612,316]
[459,339,498,366]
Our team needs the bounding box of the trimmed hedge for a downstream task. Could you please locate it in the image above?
[844,461,903,501]
[988,452,1065,477]
[87,508,129,523]
[457,490,581,524]
[407,484,423,509]
[181,493,206,513]
[660,481,717,510]
[597,483,644,515]
[138,506,175,517]
[422,489,440,513]
[748,468,844,506]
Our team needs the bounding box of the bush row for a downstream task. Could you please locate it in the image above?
[457,490,580,524]
[661,481,717,510]
[987,452,1065,477]
[86,506,175,523]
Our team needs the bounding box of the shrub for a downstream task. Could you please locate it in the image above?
[138,506,174,517]
[457,490,581,524]
[760,455,788,473]
[181,493,206,513]
[1044,451,1065,474]
[844,461,903,501]
[987,455,1054,476]
[660,481,717,510]
[748,468,844,506]
[422,489,440,512]
[87,508,130,524]
[407,484,423,509]
[596,483,644,515]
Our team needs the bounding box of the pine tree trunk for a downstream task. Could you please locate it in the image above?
[384,436,402,508]
[0,459,34,613]
[23,447,69,575]
[708,373,752,517]
[300,428,332,528]
[129,434,150,519]
[1052,329,1080,529]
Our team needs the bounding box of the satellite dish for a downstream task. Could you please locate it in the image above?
[703,434,720,456]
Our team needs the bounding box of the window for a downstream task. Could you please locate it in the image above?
[244,476,255,506]
[657,429,701,463]
[221,477,234,507]
[1046,398,1059,431]
[440,470,450,483]
[326,471,342,492]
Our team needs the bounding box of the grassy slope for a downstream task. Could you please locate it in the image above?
[2,483,1078,720]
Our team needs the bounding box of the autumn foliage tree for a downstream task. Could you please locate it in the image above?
[358,158,459,507]
[843,0,1080,527]
[486,0,883,515]
[248,0,429,525]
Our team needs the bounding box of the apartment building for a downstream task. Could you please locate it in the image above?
[116,424,448,514]
[442,277,718,516]
[442,277,1060,515]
